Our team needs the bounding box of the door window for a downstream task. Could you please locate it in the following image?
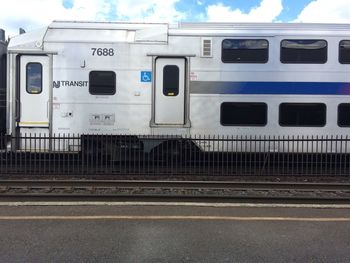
[26,63,42,94]
[163,65,179,96]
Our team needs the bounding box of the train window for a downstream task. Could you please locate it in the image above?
[163,65,179,96]
[220,102,267,126]
[221,39,269,63]
[26,63,42,94]
[339,40,350,64]
[89,71,116,95]
[280,40,327,64]
[338,104,350,127]
[279,103,326,127]
[1,54,6,93]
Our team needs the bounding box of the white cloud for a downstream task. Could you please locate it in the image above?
[0,0,185,38]
[114,0,185,22]
[0,0,112,38]
[6,0,350,41]
[293,0,350,23]
[206,0,283,22]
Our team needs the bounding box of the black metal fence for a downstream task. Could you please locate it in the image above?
[0,133,350,177]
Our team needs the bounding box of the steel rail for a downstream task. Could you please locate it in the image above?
[0,180,349,201]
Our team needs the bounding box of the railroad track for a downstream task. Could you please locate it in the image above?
[0,180,349,201]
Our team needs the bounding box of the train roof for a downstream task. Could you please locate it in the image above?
[8,20,350,52]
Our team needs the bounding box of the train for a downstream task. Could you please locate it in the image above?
[1,21,350,153]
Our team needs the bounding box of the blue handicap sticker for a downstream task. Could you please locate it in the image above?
[141,71,152,83]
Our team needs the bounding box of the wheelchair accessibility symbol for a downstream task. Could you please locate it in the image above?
[141,71,152,82]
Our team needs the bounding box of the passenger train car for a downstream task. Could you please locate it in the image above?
[3,21,350,151]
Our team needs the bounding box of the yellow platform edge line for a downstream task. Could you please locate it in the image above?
[0,215,349,222]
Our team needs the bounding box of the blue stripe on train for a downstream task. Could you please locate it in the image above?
[190,81,350,95]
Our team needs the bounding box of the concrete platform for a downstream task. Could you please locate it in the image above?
[0,202,349,262]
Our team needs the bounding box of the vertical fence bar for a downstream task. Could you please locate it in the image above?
[345,136,348,176]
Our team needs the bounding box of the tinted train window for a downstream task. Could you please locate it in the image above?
[89,71,116,95]
[222,39,268,63]
[26,63,42,94]
[339,40,350,64]
[338,104,350,127]
[1,54,6,91]
[281,40,327,64]
[163,65,179,96]
[221,102,267,126]
[279,103,326,127]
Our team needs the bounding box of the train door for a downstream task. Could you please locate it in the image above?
[18,55,51,138]
[154,57,186,125]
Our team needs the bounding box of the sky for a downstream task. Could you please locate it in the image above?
[1,0,350,37]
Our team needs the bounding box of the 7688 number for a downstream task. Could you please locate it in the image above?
[91,48,115,56]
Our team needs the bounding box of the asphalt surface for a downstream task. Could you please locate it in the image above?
[0,202,349,263]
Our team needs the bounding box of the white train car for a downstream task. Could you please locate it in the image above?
[5,21,350,151]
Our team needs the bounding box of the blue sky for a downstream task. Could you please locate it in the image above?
[1,0,350,37]
[175,0,307,22]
